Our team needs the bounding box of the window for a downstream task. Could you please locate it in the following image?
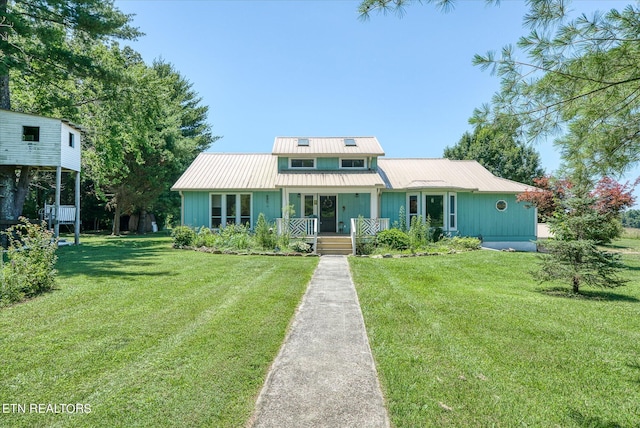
[22,126,40,142]
[426,194,444,227]
[340,159,366,169]
[496,200,508,212]
[290,158,315,169]
[68,133,75,148]
[304,195,314,217]
[408,194,419,225]
[211,195,222,228]
[344,138,357,146]
[240,194,251,224]
[211,194,252,228]
[449,193,457,230]
[226,195,236,225]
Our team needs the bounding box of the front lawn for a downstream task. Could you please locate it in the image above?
[0,235,317,427]
[350,248,640,427]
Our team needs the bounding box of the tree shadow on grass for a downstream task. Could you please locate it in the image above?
[568,409,623,428]
[55,235,176,279]
[537,287,640,302]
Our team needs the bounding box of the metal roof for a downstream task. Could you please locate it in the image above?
[171,153,277,190]
[172,153,534,193]
[275,171,386,188]
[272,137,385,156]
[377,158,535,193]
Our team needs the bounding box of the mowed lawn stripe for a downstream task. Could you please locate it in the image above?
[0,235,318,427]
[350,250,640,427]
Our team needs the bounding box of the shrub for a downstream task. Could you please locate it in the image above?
[356,241,375,255]
[171,226,196,247]
[376,229,410,250]
[449,236,481,250]
[229,233,251,250]
[431,227,444,242]
[409,216,430,248]
[194,227,219,248]
[255,213,277,250]
[289,240,312,253]
[1,218,58,306]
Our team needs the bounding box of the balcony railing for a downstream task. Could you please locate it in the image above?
[350,218,390,255]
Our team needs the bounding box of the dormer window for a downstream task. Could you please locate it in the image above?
[297,138,309,146]
[290,158,315,169]
[22,126,40,142]
[344,138,356,146]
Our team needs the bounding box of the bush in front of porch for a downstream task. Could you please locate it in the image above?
[170,214,314,255]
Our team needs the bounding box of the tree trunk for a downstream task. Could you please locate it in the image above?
[572,276,580,294]
[0,166,16,221]
[0,0,11,110]
[137,209,147,234]
[14,166,31,218]
[112,204,121,236]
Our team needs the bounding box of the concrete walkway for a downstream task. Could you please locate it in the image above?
[249,255,390,428]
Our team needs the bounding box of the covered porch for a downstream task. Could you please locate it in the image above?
[275,216,390,255]
[280,187,382,235]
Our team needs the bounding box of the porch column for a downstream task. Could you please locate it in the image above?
[54,166,61,238]
[74,171,80,245]
[370,188,378,219]
[282,188,289,217]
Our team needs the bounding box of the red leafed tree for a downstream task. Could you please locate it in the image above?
[518,175,636,222]
[517,176,571,221]
[591,176,639,217]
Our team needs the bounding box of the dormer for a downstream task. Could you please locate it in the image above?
[273,137,384,172]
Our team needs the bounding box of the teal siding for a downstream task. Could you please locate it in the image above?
[380,192,406,225]
[278,157,288,171]
[253,191,281,224]
[456,193,536,241]
[183,191,283,229]
[370,157,378,170]
[317,157,338,170]
[182,191,210,228]
[338,193,371,234]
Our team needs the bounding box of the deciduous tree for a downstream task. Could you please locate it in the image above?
[444,115,544,185]
[0,0,137,222]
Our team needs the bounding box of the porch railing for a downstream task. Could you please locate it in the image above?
[350,218,390,255]
[276,218,318,251]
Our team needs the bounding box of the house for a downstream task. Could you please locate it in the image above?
[171,137,538,252]
[0,109,82,244]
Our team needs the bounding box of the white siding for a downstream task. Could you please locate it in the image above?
[60,122,81,171]
[0,110,80,172]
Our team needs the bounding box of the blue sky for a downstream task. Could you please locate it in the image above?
[115,0,632,179]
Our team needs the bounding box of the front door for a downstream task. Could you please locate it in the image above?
[319,195,337,233]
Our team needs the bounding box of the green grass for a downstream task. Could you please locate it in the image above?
[0,235,317,427]
[350,246,640,427]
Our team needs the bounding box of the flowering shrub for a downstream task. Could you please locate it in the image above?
[1,218,58,306]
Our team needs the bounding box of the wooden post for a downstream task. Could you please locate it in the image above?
[54,166,61,238]
[75,171,80,245]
